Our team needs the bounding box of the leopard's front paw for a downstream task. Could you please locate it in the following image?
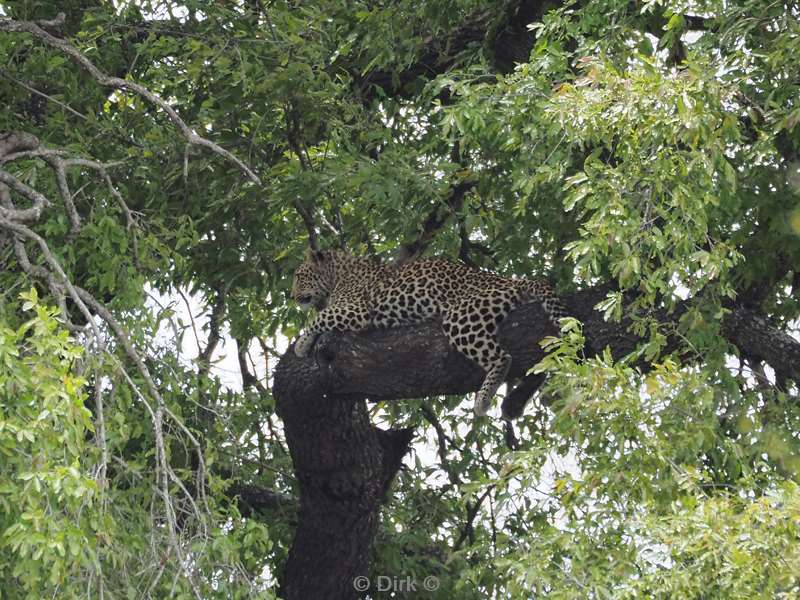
[294,332,318,357]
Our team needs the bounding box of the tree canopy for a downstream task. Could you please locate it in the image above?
[1,0,799,598]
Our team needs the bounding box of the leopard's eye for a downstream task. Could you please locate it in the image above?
[297,294,313,304]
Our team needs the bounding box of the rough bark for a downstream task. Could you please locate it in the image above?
[273,358,413,600]
[273,286,799,599]
[721,306,800,383]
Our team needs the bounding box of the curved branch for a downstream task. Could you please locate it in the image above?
[0,215,100,340]
[0,15,260,184]
[0,170,52,221]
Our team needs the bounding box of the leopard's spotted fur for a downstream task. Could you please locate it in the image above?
[291,249,567,416]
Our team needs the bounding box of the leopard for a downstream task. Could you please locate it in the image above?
[291,249,568,416]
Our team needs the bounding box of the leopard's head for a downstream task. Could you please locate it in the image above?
[291,249,333,311]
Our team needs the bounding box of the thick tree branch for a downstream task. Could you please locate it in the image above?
[227,483,294,516]
[722,306,800,385]
[285,292,799,404]
[683,14,714,30]
[280,289,594,405]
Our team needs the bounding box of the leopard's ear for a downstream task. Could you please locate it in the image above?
[306,248,327,263]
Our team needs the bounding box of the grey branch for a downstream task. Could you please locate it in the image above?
[0,131,40,156]
[0,215,100,342]
[0,170,52,221]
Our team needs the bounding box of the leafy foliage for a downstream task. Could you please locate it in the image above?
[0,290,99,595]
[0,0,798,597]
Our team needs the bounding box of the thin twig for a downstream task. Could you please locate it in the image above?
[453,485,495,552]
[0,68,88,122]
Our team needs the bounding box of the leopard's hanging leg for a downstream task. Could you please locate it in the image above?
[442,291,516,416]
[472,348,512,416]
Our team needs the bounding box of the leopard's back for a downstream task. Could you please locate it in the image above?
[293,251,567,416]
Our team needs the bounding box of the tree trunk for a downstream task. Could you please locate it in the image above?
[273,360,413,600]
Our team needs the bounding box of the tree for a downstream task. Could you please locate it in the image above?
[1,0,798,598]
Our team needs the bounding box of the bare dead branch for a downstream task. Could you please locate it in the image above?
[113,364,203,600]
[0,215,101,341]
[0,133,54,222]
[93,375,108,491]
[0,169,53,221]
[0,184,72,323]
[319,213,342,238]
[1,140,142,263]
